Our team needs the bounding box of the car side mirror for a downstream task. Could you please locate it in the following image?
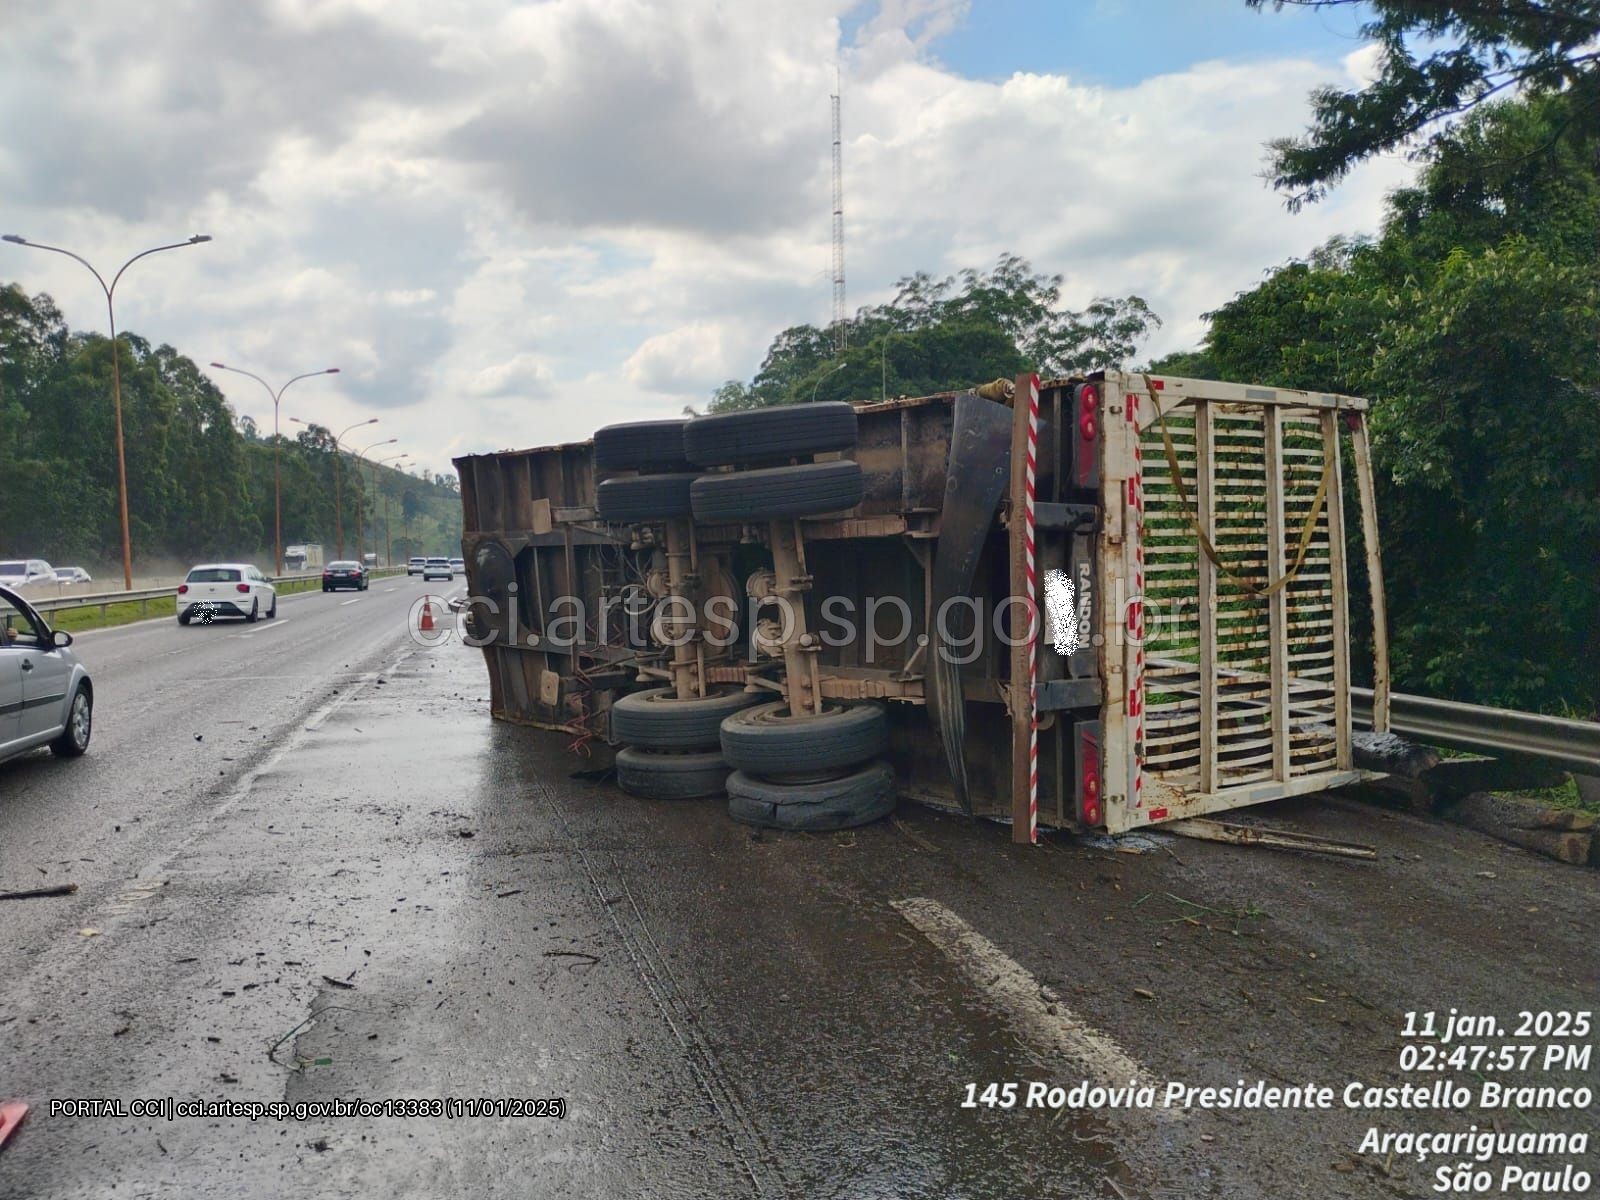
[51,628,73,649]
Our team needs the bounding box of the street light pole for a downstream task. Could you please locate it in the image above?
[291,416,377,559]
[374,451,408,567]
[880,331,902,405]
[3,233,212,589]
[354,435,396,559]
[209,363,339,574]
[810,360,847,404]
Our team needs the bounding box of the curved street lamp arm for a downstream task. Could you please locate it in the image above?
[108,237,210,301]
[335,418,377,449]
[210,363,276,402]
[278,369,338,401]
[6,240,112,297]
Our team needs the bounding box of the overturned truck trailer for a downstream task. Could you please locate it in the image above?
[453,370,1390,838]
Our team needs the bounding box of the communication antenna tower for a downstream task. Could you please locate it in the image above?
[830,73,847,350]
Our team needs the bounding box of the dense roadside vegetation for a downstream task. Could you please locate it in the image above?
[0,289,463,572]
[1161,91,1599,717]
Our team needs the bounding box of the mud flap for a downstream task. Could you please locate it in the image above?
[926,391,1016,814]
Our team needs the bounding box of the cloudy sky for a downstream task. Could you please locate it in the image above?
[0,0,1407,479]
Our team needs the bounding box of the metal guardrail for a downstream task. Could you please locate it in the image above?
[21,568,409,620]
[1352,687,1600,777]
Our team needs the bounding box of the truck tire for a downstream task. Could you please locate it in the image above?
[593,420,691,473]
[610,687,763,750]
[596,473,695,523]
[719,701,888,775]
[690,460,863,523]
[685,403,857,467]
[614,747,729,800]
[726,760,897,831]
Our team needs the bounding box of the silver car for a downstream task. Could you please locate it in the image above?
[0,585,92,764]
[0,559,56,588]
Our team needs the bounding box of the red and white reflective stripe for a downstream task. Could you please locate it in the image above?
[1128,386,1145,808]
[1024,374,1041,844]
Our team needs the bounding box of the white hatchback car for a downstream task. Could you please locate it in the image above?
[177,563,277,624]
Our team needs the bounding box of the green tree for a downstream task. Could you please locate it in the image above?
[0,281,463,570]
[710,254,1159,412]
[1251,0,1600,207]
[1163,94,1600,711]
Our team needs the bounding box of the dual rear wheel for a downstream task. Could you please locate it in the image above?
[594,405,895,829]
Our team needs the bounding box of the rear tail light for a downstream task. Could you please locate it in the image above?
[235,583,250,594]
[177,584,188,595]
[1075,720,1103,828]
[1073,384,1100,490]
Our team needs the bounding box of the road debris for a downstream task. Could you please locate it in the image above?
[1445,792,1595,865]
[0,883,78,900]
[1164,818,1377,860]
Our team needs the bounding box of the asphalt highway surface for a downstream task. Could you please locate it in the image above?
[1,578,1595,1198]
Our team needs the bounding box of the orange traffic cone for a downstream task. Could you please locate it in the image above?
[0,1100,27,1150]
[420,597,436,632]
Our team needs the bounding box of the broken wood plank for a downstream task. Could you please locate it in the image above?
[0,883,78,901]
[1444,793,1593,865]
[1164,818,1377,860]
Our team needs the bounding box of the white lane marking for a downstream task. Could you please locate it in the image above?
[383,587,397,593]
[238,619,291,638]
[340,598,363,606]
[891,897,1160,1102]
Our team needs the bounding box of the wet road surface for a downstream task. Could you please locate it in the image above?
[2,587,1596,1198]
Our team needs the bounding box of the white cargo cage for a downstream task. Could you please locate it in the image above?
[1093,371,1390,833]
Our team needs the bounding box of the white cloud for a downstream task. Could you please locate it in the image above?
[464,353,555,399]
[623,321,757,394]
[0,0,1409,475]
[1344,42,1387,88]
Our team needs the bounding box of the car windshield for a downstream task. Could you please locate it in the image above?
[427,558,447,564]
[0,561,26,575]
[328,561,359,569]
[187,567,241,583]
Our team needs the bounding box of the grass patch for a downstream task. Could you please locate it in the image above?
[51,599,175,633]
[1496,777,1596,817]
